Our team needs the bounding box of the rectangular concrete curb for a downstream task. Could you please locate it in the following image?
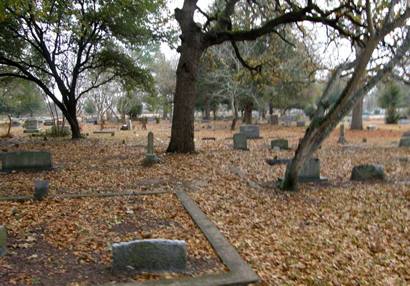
[100,190,259,286]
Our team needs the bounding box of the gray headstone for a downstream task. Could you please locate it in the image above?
[367,125,377,131]
[34,180,49,201]
[147,132,154,154]
[399,136,410,147]
[403,131,410,137]
[127,120,133,130]
[239,125,260,139]
[0,225,6,256]
[299,158,321,182]
[233,133,248,150]
[351,164,385,181]
[271,139,289,150]
[112,239,187,273]
[296,121,306,127]
[24,119,41,133]
[0,151,52,172]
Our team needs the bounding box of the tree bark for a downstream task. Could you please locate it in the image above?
[64,102,81,139]
[282,37,380,191]
[231,95,239,130]
[167,2,203,153]
[351,97,363,130]
[243,102,253,124]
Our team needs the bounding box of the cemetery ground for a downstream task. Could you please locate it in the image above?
[1,120,410,285]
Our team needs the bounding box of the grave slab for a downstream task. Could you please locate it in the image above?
[0,151,52,172]
[351,164,385,181]
[239,125,260,139]
[271,139,289,150]
[112,239,187,273]
[233,133,248,150]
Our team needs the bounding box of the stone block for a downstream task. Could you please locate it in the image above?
[399,136,410,147]
[0,151,52,172]
[239,125,260,139]
[271,139,289,150]
[233,133,248,150]
[112,239,187,273]
[351,164,385,181]
[34,180,49,201]
[299,158,321,182]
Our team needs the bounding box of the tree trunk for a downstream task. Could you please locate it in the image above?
[231,95,238,130]
[204,96,210,120]
[281,37,381,191]
[6,114,12,137]
[243,102,253,124]
[212,105,217,120]
[64,102,81,139]
[351,97,363,130]
[167,3,203,153]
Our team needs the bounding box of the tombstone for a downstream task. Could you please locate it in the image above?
[299,158,325,182]
[271,139,289,150]
[233,133,248,150]
[143,132,160,165]
[120,124,129,130]
[403,131,410,137]
[34,180,49,201]
[24,119,41,133]
[338,124,346,144]
[270,115,279,125]
[399,136,410,147]
[0,226,6,256]
[127,119,133,130]
[351,164,385,181]
[0,151,52,172]
[240,125,260,139]
[296,121,306,127]
[112,239,187,273]
[367,125,377,131]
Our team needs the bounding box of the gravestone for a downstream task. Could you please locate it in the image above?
[399,132,410,147]
[0,151,52,172]
[0,226,6,256]
[120,124,129,130]
[270,115,279,125]
[351,164,385,181]
[233,133,248,150]
[24,119,41,133]
[143,132,160,165]
[240,125,260,139]
[34,180,49,201]
[367,125,377,131]
[271,139,289,150]
[112,239,187,273]
[296,121,306,127]
[127,119,133,130]
[338,124,346,144]
[299,158,325,182]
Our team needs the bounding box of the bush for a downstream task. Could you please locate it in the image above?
[46,125,71,137]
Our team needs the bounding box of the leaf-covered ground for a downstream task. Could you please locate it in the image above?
[1,120,410,285]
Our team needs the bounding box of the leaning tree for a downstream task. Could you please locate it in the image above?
[167,0,404,153]
[281,1,410,191]
[0,0,166,138]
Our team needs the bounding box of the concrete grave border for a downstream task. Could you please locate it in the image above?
[0,189,259,286]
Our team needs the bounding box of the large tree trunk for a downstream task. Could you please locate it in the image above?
[167,3,203,153]
[64,102,81,139]
[243,102,253,124]
[351,98,363,130]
